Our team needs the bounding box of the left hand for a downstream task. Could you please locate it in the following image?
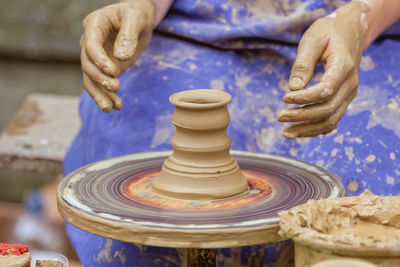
[278,1,369,139]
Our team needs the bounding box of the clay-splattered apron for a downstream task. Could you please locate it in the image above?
[64,0,400,266]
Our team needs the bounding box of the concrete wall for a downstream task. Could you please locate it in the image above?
[0,0,114,131]
[0,0,113,60]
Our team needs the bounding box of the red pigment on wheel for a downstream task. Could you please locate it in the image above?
[125,170,273,210]
[0,243,29,256]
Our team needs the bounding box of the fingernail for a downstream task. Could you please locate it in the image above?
[289,77,303,90]
[283,94,295,103]
[115,49,129,60]
[115,39,137,60]
[283,130,297,139]
[98,102,112,113]
[101,106,112,113]
[279,116,288,122]
[114,101,122,110]
[278,111,289,122]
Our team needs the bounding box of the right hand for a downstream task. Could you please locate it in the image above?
[80,0,155,112]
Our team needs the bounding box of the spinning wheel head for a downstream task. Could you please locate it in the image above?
[58,151,344,248]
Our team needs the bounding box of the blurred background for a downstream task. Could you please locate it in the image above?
[0,0,113,265]
[0,0,115,130]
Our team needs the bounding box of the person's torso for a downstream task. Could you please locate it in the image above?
[158,0,350,49]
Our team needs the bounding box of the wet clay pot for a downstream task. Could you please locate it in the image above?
[152,89,248,200]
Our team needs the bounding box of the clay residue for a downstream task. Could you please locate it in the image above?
[36,260,65,267]
[5,98,43,136]
[279,190,400,251]
[312,258,378,267]
[0,253,31,267]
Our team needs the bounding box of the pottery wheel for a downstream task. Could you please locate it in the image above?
[58,150,344,248]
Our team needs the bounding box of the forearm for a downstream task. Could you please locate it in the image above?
[153,0,174,26]
[355,0,400,49]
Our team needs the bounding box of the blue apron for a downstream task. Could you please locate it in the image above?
[64,0,400,266]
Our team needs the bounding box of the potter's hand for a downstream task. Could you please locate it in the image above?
[80,0,155,112]
[278,1,368,138]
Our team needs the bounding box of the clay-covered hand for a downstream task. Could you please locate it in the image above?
[80,0,155,112]
[278,1,368,139]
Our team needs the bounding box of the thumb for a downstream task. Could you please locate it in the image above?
[289,34,327,91]
[114,8,145,61]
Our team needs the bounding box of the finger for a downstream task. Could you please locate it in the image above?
[84,71,122,111]
[83,11,119,76]
[79,35,84,47]
[283,121,337,139]
[83,73,113,113]
[284,48,354,105]
[107,92,122,110]
[114,8,145,61]
[283,87,357,139]
[279,74,358,122]
[81,48,120,93]
[289,27,328,91]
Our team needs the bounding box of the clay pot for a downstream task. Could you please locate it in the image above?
[151,89,248,200]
